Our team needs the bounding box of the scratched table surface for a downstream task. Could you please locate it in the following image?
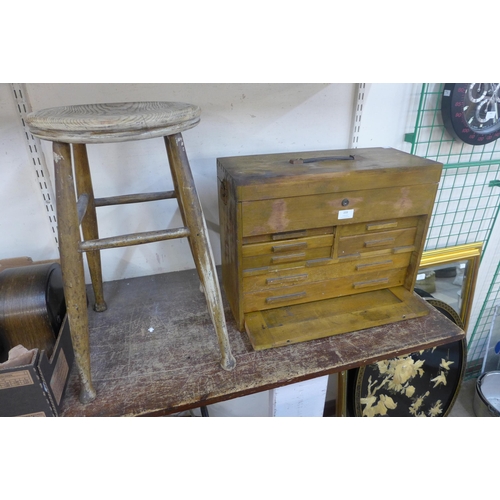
[60,268,465,417]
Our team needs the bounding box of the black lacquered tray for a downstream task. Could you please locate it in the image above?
[347,299,466,417]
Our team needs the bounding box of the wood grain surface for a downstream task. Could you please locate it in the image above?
[59,268,465,417]
[26,101,201,143]
[0,263,65,360]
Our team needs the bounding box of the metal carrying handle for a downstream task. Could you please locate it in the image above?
[289,155,355,164]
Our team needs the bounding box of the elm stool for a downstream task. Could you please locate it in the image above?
[26,101,236,404]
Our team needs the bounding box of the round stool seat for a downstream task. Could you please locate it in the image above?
[26,101,201,144]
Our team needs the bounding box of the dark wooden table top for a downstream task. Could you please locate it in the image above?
[60,268,465,417]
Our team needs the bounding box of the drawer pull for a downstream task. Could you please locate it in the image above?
[272,230,307,241]
[265,292,307,304]
[266,273,308,285]
[306,257,332,267]
[272,242,307,253]
[364,237,395,248]
[271,252,306,264]
[366,221,398,231]
[338,252,361,259]
[243,266,269,277]
[393,245,416,254]
[356,260,393,271]
[353,277,389,289]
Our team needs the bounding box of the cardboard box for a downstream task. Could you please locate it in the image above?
[0,315,74,417]
[0,256,34,273]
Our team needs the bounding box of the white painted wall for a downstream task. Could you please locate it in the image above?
[269,376,329,417]
[0,84,57,262]
[352,83,421,151]
[13,83,354,281]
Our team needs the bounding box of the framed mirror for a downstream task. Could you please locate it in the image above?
[415,242,483,331]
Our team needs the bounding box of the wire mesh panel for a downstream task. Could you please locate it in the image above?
[407,83,500,253]
[466,260,500,377]
[426,164,500,251]
[406,83,500,378]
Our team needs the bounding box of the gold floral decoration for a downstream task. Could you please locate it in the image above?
[360,350,454,417]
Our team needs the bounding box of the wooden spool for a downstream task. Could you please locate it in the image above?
[0,263,66,362]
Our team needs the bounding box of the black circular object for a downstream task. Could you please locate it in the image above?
[441,83,500,145]
[341,198,349,207]
[347,299,466,417]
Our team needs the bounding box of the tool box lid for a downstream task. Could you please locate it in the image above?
[217,147,442,202]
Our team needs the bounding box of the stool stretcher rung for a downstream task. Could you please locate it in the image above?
[79,227,190,252]
[95,190,176,207]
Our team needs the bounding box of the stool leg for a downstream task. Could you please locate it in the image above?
[165,134,236,371]
[73,144,107,313]
[53,141,97,404]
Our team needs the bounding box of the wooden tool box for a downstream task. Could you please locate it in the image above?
[217,147,443,350]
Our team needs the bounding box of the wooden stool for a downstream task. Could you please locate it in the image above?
[26,102,236,404]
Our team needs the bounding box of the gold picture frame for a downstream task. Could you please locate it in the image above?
[416,242,483,331]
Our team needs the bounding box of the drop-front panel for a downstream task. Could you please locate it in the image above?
[217,148,443,350]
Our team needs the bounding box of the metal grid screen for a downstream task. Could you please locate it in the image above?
[406,83,500,378]
[466,262,500,376]
[426,164,500,251]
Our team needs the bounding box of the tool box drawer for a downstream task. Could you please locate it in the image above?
[242,233,334,270]
[243,267,408,313]
[337,227,417,257]
[242,251,413,294]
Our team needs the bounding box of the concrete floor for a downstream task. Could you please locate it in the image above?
[448,377,476,417]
